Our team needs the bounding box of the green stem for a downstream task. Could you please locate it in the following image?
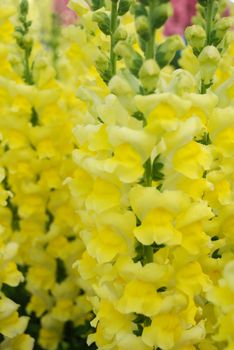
[24,50,33,85]
[146,0,155,59]
[50,13,61,79]
[144,245,153,264]
[110,0,118,76]
[144,158,152,187]
[206,0,214,45]
[142,159,153,263]
[138,0,157,265]
[201,79,212,94]
[200,0,215,93]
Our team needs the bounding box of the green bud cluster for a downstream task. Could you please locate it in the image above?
[92,0,133,81]
[133,0,177,76]
[194,0,234,54]
[14,0,34,85]
[134,0,172,44]
[191,0,234,93]
[49,13,61,72]
[20,0,29,16]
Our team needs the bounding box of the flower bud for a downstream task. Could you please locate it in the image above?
[95,51,110,72]
[9,53,24,76]
[156,35,185,68]
[91,0,104,11]
[198,0,207,6]
[118,0,132,16]
[135,15,150,41]
[95,52,111,83]
[185,25,206,51]
[114,41,143,76]
[151,3,172,30]
[92,11,111,35]
[20,0,28,16]
[139,59,160,92]
[169,69,196,95]
[134,3,147,17]
[14,30,23,42]
[113,27,128,42]
[198,45,221,84]
[15,36,24,49]
[109,75,132,95]
[24,33,33,49]
[114,41,132,58]
[138,0,149,6]
[211,17,234,45]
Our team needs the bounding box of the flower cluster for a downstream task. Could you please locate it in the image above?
[1,0,234,349]
[0,1,94,349]
[67,0,234,349]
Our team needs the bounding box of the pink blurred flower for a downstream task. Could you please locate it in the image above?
[164,0,197,36]
[53,0,77,25]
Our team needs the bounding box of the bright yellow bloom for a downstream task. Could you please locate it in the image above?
[173,141,212,179]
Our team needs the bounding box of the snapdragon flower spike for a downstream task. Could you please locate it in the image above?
[15,0,33,85]
[14,0,40,126]
[91,0,128,81]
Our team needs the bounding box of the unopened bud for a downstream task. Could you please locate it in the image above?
[212,17,234,44]
[138,0,149,6]
[198,45,221,84]
[134,3,147,17]
[91,0,104,11]
[114,41,132,58]
[114,27,128,42]
[95,51,110,72]
[114,41,143,76]
[20,0,28,16]
[93,11,111,35]
[109,75,132,95]
[14,31,23,41]
[198,0,207,6]
[156,35,184,68]
[139,59,160,92]
[185,25,206,51]
[24,33,33,49]
[170,69,196,95]
[9,53,24,76]
[151,3,172,29]
[118,0,132,16]
[135,15,150,41]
